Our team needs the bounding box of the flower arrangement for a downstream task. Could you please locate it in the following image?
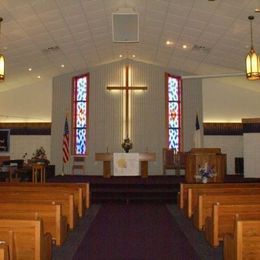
[31,146,49,164]
[195,162,216,183]
[121,137,133,153]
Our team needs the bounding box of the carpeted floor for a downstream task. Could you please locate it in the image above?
[53,204,223,260]
[73,204,200,260]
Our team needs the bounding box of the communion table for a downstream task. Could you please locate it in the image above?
[95,152,156,178]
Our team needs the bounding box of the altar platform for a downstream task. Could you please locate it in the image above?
[48,174,259,204]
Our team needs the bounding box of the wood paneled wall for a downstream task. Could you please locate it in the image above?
[51,59,202,175]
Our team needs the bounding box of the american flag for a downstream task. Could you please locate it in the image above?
[63,116,70,163]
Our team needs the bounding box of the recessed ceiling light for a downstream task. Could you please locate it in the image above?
[61,64,65,68]
[166,40,173,45]
[182,44,188,49]
[28,68,32,71]
[132,54,136,58]
[37,75,41,79]
[119,54,123,58]
[255,8,260,12]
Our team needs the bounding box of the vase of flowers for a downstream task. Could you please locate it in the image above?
[121,137,133,153]
[195,162,216,183]
[30,146,50,165]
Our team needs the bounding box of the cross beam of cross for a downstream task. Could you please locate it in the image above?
[107,65,147,138]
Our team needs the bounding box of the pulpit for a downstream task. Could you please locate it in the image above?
[185,148,226,183]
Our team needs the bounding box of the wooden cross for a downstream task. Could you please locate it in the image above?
[107,65,147,138]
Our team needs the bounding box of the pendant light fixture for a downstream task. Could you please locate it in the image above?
[0,17,4,81]
[245,16,260,80]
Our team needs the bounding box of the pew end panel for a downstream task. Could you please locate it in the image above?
[206,203,260,248]
[181,183,260,218]
[224,218,260,260]
[0,218,52,260]
[224,233,235,260]
[0,243,9,260]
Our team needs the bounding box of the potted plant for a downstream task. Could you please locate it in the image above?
[30,146,50,165]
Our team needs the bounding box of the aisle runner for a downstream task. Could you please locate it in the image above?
[73,204,200,260]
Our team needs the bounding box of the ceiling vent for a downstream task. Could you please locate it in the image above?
[112,8,139,43]
[42,45,60,54]
[192,44,211,53]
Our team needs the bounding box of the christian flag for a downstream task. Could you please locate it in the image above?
[194,114,202,148]
[63,116,70,163]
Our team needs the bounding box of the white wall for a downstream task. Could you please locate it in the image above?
[243,133,260,178]
[1,135,51,162]
[204,135,243,175]
[202,77,260,176]
[0,80,52,163]
[0,80,52,122]
[203,77,260,122]
[10,135,51,161]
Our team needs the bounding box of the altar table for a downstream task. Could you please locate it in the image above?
[95,152,156,178]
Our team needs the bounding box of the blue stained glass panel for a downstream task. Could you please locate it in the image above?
[167,75,181,151]
[76,102,87,128]
[168,102,179,128]
[76,129,86,155]
[168,77,179,101]
[169,128,179,150]
[73,74,88,155]
[77,77,87,101]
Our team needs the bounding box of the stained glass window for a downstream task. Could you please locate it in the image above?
[72,74,89,155]
[166,74,182,151]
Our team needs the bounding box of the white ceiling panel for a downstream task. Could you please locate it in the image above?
[0,0,259,90]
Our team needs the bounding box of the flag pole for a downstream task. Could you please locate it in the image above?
[62,163,65,176]
[62,112,70,176]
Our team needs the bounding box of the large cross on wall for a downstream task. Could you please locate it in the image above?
[107,65,147,139]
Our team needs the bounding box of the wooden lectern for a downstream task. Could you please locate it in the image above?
[185,148,226,183]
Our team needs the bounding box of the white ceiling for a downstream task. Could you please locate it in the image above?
[0,0,259,91]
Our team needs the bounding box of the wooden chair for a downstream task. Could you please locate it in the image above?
[72,157,85,175]
[162,148,186,175]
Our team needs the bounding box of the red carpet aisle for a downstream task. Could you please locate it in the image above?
[73,204,200,260]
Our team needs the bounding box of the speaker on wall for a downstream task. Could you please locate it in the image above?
[112,12,139,43]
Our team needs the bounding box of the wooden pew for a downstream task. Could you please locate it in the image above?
[0,201,67,246]
[179,182,260,210]
[0,182,90,216]
[187,186,260,218]
[224,217,260,260]
[193,193,260,231]
[0,191,77,229]
[205,203,260,247]
[0,185,83,218]
[0,218,52,260]
[0,230,15,260]
[0,243,9,260]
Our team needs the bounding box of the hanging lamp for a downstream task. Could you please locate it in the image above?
[245,16,260,80]
[0,17,4,81]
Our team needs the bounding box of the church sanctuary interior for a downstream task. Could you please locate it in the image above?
[0,0,260,259]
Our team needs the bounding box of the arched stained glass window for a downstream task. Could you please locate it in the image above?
[165,73,182,151]
[72,73,89,155]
